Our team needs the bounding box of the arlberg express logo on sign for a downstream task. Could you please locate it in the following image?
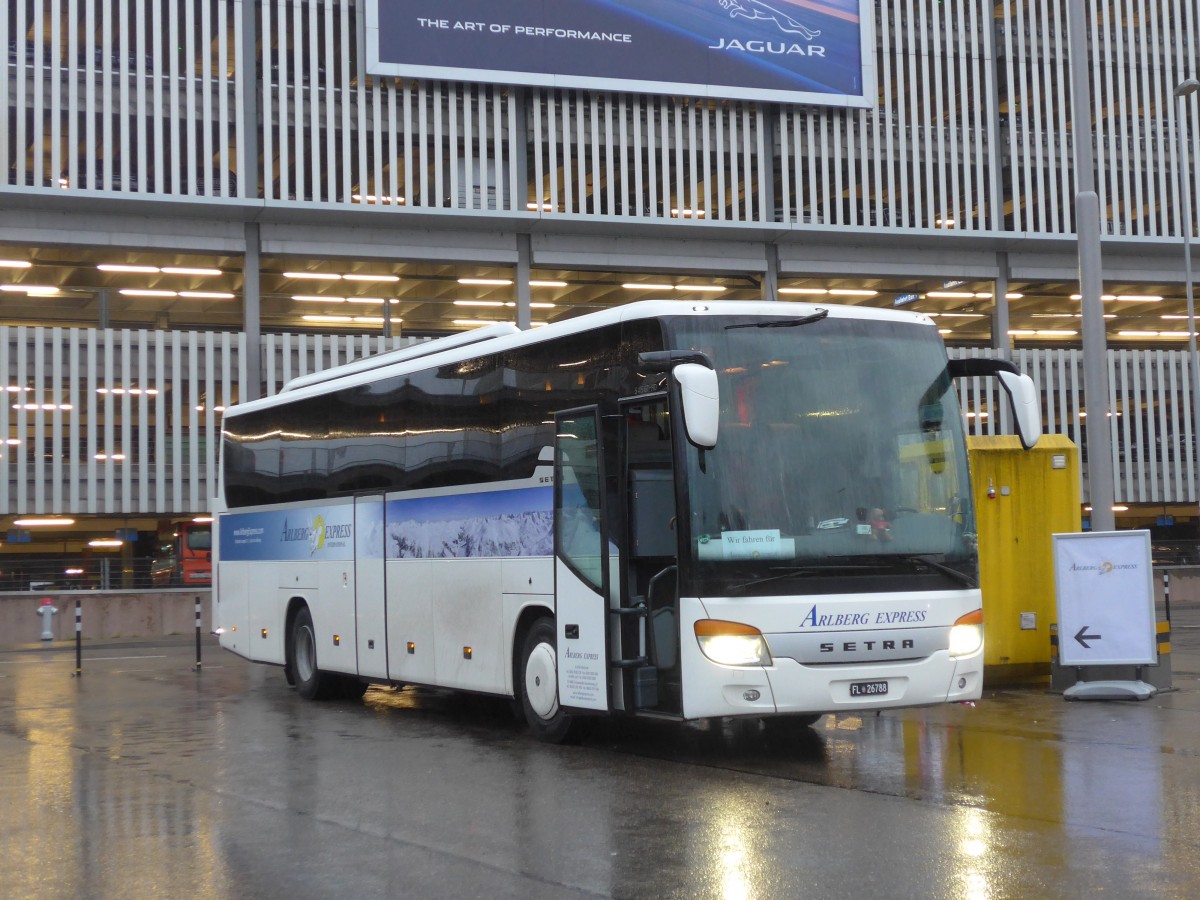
[1069,560,1140,575]
[710,0,828,57]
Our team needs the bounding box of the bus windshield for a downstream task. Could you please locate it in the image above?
[668,314,976,596]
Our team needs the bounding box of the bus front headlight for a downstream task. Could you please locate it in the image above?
[949,609,984,657]
[694,620,771,667]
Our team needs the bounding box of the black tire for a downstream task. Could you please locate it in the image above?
[290,606,337,700]
[518,617,577,743]
[338,677,369,700]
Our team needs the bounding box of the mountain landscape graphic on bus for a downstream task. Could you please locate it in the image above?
[386,487,554,559]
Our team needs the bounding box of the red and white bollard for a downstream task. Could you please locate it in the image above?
[36,597,58,641]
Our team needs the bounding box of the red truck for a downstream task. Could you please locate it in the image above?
[150,521,213,586]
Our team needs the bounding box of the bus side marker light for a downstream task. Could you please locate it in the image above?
[694,620,771,667]
[463,646,473,659]
[407,642,415,654]
[333,635,341,646]
[260,628,268,639]
[949,609,984,658]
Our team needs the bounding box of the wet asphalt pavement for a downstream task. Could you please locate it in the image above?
[3,608,1200,899]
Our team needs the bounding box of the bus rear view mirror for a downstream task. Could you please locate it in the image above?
[948,358,1042,449]
[674,363,719,449]
[996,370,1041,449]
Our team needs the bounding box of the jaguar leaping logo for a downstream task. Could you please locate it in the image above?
[719,0,822,40]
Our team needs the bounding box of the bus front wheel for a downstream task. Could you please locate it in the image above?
[519,617,577,744]
[290,606,338,701]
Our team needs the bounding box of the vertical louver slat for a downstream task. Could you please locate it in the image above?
[31,330,45,513]
[170,331,183,511]
[203,331,217,507]
[154,333,166,510]
[100,330,114,510]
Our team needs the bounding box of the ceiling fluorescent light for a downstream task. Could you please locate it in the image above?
[283,271,342,280]
[98,264,159,273]
[529,280,568,287]
[160,266,222,276]
[622,283,674,290]
[343,274,400,282]
[120,289,177,297]
[458,278,513,286]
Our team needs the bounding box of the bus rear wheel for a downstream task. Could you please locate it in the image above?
[519,617,577,744]
[290,605,339,700]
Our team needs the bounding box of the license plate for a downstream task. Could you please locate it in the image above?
[849,680,888,697]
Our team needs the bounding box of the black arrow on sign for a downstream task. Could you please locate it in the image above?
[1074,626,1102,649]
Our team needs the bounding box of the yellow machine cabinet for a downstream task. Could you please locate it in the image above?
[968,435,1081,684]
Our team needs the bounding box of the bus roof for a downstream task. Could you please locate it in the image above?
[226,300,936,418]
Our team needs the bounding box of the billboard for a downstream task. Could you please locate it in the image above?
[364,1,875,107]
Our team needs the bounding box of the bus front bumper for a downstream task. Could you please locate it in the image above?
[680,645,983,720]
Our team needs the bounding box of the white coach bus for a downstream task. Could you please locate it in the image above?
[214,300,1040,741]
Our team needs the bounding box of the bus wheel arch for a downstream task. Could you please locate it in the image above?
[516,614,578,743]
[286,600,338,700]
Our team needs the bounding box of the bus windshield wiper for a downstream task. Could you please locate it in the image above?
[852,553,978,589]
[724,308,828,330]
[727,554,976,594]
[728,561,883,594]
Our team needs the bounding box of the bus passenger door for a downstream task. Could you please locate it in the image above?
[622,398,682,716]
[354,494,389,679]
[553,408,611,713]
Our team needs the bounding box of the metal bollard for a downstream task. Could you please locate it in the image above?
[74,600,82,677]
[195,596,202,671]
[1163,570,1172,626]
[36,597,58,641]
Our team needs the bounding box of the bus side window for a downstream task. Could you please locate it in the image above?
[556,416,606,591]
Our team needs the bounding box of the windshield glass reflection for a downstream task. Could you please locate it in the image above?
[667,313,976,595]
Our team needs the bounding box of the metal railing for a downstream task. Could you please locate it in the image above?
[0,556,209,593]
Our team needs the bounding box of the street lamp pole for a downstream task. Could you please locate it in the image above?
[1068,0,1115,531]
[1175,78,1200,491]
